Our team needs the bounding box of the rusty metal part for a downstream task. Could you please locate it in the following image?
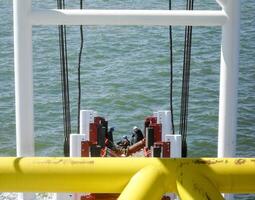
[126,139,145,156]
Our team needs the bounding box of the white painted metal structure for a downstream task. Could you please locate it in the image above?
[70,110,97,157]
[13,0,240,199]
[217,1,240,158]
[153,111,182,158]
[30,10,227,26]
[79,110,97,140]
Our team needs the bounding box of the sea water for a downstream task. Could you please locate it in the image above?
[0,0,254,199]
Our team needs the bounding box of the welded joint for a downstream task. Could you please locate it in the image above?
[216,0,228,9]
[176,165,224,200]
[118,165,168,200]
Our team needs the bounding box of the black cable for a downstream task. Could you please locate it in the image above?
[169,0,175,134]
[57,0,71,156]
[179,26,188,156]
[179,0,194,157]
[77,0,84,134]
[58,26,67,136]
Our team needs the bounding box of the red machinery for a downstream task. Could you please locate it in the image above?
[80,115,172,200]
[81,116,108,157]
[144,116,171,158]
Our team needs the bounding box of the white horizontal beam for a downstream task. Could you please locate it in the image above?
[30,10,227,26]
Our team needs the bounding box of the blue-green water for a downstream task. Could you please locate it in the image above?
[0,0,254,199]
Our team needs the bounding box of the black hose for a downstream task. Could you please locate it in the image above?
[179,0,194,157]
[77,0,84,134]
[169,0,175,134]
[57,0,71,157]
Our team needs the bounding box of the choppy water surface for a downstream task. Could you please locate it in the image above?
[0,0,254,199]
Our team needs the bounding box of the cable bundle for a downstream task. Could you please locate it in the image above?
[57,0,71,156]
[179,0,194,157]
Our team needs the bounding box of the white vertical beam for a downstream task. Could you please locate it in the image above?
[80,110,96,140]
[218,0,240,158]
[165,135,182,158]
[70,134,86,157]
[156,111,173,137]
[13,0,34,156]
[14,0,34,199]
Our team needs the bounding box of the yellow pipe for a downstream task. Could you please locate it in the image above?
[118,165,167,200]
[176,165,224,200]
[0,157,255,195]
[0,157,168,193]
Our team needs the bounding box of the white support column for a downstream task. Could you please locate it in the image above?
[80,110,97,140]
[156,111,173,137]
[218,0,240,158]
[70,134,86,157]
[165,135,182,158]
[13,0,34,157]
[217,2,240,199]
[13,1,35,199]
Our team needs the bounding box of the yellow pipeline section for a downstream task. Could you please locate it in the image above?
[0,157,255,200]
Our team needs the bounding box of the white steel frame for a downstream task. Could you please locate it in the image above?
[13,0,240,199]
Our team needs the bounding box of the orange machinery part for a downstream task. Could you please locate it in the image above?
[126,139,145,156]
